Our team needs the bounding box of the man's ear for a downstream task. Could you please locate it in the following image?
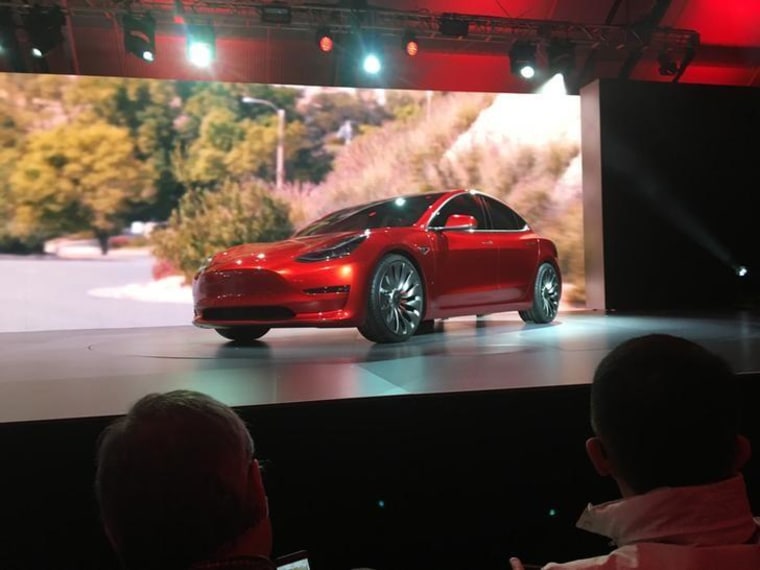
[586,437,613,477]
[233,459,273,558]
[247,459,269,520]
[732,434,752,473]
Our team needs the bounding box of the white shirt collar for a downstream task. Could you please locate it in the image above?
[576,475,758,547]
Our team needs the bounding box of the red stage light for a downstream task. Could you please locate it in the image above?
[402,31,419,57]
[405,39,419,57]
[317,33,333,53]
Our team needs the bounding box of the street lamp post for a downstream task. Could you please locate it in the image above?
[241,96,285,190]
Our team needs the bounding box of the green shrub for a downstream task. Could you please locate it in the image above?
[0,233,45,254]
[151,178,293,282]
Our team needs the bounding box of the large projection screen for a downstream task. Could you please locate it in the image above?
[0,74,584,332]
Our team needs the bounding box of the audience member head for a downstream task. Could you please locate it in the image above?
[586,334,750,496]
[95,390,270,570]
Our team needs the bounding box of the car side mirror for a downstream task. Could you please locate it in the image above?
[442,214,478,231]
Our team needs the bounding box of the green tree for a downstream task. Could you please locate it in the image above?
[9,121,152,253]
[65,77,182,220]
[175,82,299,146]
[0,75,71,252]
[175,107,245,187]
[174,82,322,186]
[151,179,293,281]
[225,117,314,183]
[0,107,24,250]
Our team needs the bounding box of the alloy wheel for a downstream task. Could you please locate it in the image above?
[377,259,423,337]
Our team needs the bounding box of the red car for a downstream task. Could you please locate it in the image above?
[192,189,561,343]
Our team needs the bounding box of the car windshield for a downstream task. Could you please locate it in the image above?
[294,193,446,237]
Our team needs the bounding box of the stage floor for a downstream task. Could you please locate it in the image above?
[2,310,760,424]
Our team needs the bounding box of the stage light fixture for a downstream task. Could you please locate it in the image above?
[510,41,537,79]
[353,33,383,75]
[402,31,418,57]
[316,27,333,53]
[186,24,215,68]
[123,13,156,63]
[439,14,468,38]
[547,40,575,77]
[657,52,678,76]
[24,6,65,59]
[173,0,185,24]
[260,3,292,25]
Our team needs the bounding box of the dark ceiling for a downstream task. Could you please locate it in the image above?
[1,0,759,92]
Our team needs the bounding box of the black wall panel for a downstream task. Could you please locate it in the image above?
[582,80,760,311]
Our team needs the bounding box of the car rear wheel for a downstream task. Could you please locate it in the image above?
[519,263,561,324]
[358,254,424,343]
[216,326,270,342]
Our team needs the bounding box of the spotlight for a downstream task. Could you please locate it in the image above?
[186,24,215,68]
[657,52,678,76]
[520,64,535,79]
[260,3,291,25]
[355,33,383,75]
[402,31,418,57]
[24,6,65,58]
[316,27,333,53]
[123,13,156,63]
[362,52,382,74]
[736,266,749,278]
[510,41,537,79]
[438,14,468,38]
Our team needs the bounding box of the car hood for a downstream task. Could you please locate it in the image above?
[206,232,362,270]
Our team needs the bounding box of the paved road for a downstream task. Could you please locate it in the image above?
[0,254,192,332]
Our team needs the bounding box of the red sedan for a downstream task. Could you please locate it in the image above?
[192,189,561,343]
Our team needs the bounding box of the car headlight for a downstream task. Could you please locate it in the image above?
[296,233,368,262]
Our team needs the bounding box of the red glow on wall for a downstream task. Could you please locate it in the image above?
[666,0,760,46]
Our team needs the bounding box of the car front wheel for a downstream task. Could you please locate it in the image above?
[216,326,270,342]
[519,263,561,324]
[358,254,424,343]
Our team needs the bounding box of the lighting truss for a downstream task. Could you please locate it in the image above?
[0,1,700,55]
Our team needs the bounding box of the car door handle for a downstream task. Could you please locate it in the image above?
[481,240,494,245]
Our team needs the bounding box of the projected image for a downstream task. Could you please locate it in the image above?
[0,74,583,333]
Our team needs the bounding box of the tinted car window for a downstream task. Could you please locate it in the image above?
[481,195,527,231]
[428,193,487,229]
[295,193,445,237]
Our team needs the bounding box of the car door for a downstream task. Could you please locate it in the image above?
[479,194,539,303]
[428,193,502,309]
